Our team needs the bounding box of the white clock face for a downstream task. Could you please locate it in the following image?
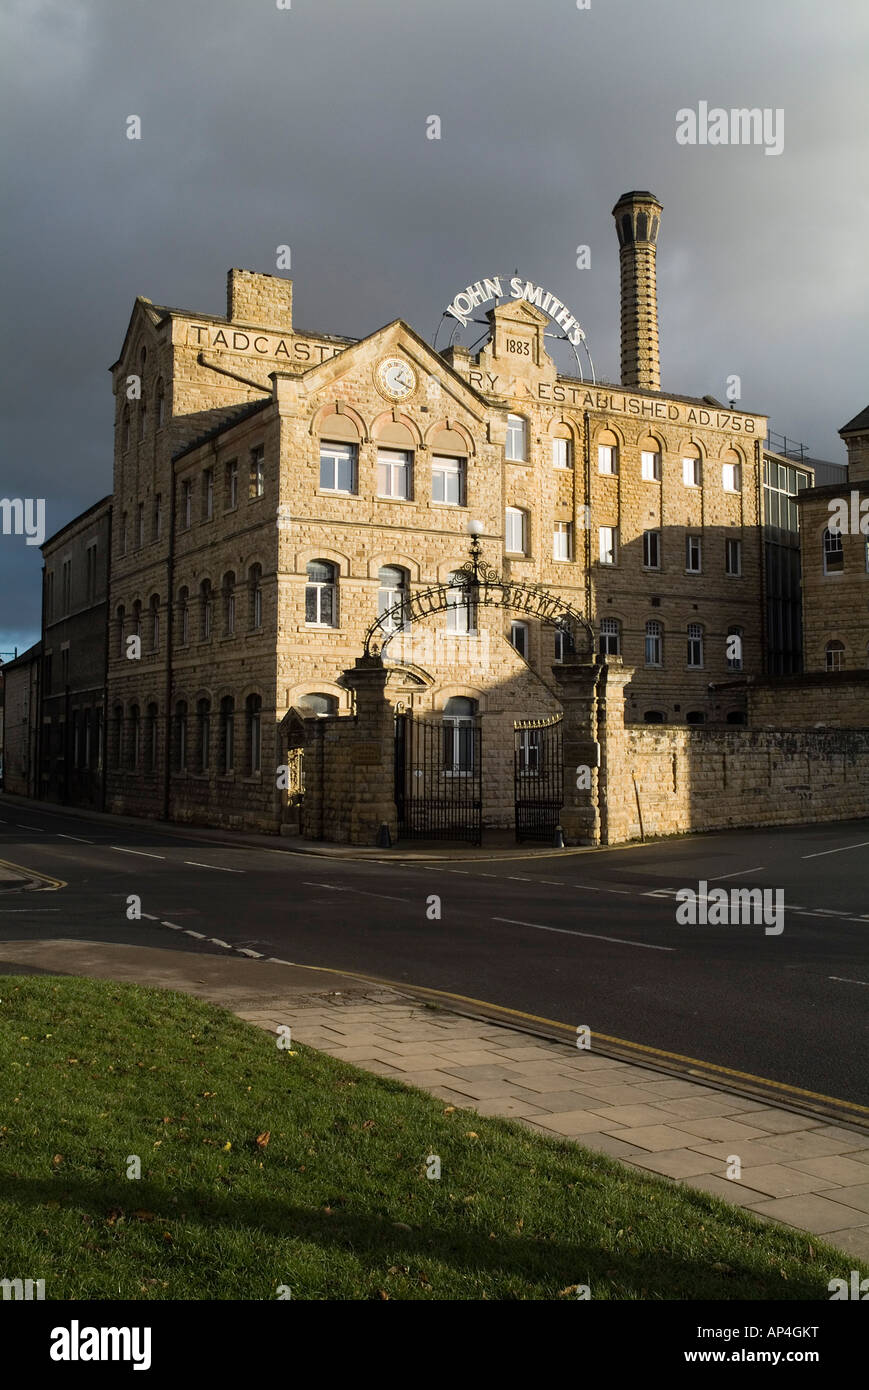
[376,356,417,400]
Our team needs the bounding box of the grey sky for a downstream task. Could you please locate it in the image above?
[2,0,867,654]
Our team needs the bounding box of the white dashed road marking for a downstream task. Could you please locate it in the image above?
[111,847,165,860]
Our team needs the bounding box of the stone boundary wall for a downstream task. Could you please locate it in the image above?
[747,674,869,729]
[608,726,869,844]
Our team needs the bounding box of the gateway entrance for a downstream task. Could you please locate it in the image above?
[514,714,564,842]
[394,709,483,845]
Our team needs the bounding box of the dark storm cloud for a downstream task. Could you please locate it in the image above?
[1,0,867,651]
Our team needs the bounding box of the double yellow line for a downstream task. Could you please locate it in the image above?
[0,856,66,892]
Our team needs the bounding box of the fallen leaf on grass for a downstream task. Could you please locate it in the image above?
[256,1131,270,1148]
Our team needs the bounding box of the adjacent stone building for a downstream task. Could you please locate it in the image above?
[2,643,41,798]
[40,498,112,807]
[797,405,869,678]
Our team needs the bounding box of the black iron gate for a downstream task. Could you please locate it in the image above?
[514,714,564,842]
[395,713,482,844]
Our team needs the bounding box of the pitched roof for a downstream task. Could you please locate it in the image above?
[840,405,869,434]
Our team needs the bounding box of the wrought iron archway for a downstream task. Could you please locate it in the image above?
[363,533,594,660]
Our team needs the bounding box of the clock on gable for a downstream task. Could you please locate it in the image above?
[375,356,417,401]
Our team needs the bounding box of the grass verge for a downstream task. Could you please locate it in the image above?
[0,975,862,1300]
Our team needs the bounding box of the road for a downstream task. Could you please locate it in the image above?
[1,798,867,1110]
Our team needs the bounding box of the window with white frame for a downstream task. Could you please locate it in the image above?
[682,456,702,487]
[305,560,336,626]
[641,450,662,481]
[516,728,541,775]
[725,537,742,576]
[599,617,621,657]
[249,446,265,499]
[598,444,617,475]
[825,640,844,672]
[553,521,573,561]
[510,620,529,659]
[505,506,528,554]
[722,460,742,492]
[687,622,704,668]
[446,571,475,633]
[431,455,465,506]
[599,526,617,565]
[320,441,357,494]
[645,619,662,667]
[441,697,476,773]
[686,534,702,573]
[643,529,661,569]
[377,566,408,632]
[552,437,571,469]
[823,528,844,574]
[505,414,527,462]
[377,448,412,499]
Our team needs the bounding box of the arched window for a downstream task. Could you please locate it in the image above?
[825,640,845,672]
[377,566,408,632]
[505,506,528,555]
[177,586,189,646]
[223,572,236,636]
[299,693,337,717]
[823,528,844,575]
[645,619,663,667]
[120,511,128,555]
[200,580,213,640]
[149,595,160,652]
[156,378,165,429]
[145,703,158,771]
[505,414,528,462]
[249,564,264,630]
[686,710,705,725]
[138,394,147,441]
[122,406,130,452]
[246,694,262,774]
[197,697,211,772]
[551,429,572,470]
[117,605,126,657]
[643,710,666,724]
[687,622,704,669]
[597,430,618,476]
[305,560,335,627]
[599,617,621,657]
[722,451,742,493]
[640,439,662,481]
[726,710,746,725]
[174,700,188,773]
[726,626,743,671]
[220,696,235,774]
[682,446,702,488]
[131,599,142,639]
[442,697,476,774]
[128,704,140,770]
[446,570,475,634]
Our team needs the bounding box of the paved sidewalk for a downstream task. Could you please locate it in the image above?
[235,995,869,1260]
[1,934,868,1258]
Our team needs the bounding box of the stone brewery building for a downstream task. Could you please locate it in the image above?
[24,190,868,843]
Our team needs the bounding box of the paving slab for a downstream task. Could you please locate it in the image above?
[737,1165,839,1199]
[745,1193,869,1235]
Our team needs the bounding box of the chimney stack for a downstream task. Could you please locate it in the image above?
[612,191,663,392]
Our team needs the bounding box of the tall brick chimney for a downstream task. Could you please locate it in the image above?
[612,191,663,392]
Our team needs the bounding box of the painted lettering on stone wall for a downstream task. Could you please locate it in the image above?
[468,371,757,434]
[187,324,345,364]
